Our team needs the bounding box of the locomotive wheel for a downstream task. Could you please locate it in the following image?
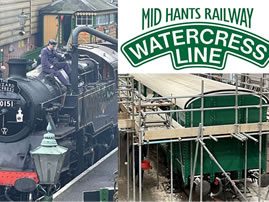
[259,173,269,187]
[194,180,211,197]
[210,177,223,197]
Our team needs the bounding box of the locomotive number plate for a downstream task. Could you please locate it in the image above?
[0,100,14,107]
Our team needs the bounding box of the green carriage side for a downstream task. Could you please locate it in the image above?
[133,74,268,188]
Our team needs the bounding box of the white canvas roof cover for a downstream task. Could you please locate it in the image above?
[133,74,268,109]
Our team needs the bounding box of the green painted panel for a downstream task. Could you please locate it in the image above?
[174,136,267,184]
[182,94,267,127]
[171,93,268,185]
[21,47,43,62]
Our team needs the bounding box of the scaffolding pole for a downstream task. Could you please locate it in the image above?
[138,81,143,202]
[258,78,263,202]
[170,141,173,201]
[200,80,204,201]
[126,132,130,200]
[189,125,201,202]
[132,135,136,201]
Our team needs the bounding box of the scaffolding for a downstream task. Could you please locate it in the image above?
[118,74,269,202]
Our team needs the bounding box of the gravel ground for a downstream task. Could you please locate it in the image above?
[126,145,269,202]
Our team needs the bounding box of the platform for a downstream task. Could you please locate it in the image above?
[53,148,118,202]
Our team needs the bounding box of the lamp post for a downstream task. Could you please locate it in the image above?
[30,124,68,201]
[18,11,29,36]
[18,11,28,29]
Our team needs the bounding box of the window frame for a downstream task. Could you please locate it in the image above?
[76,14,93,26]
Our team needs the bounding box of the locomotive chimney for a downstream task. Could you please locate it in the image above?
[8,58,29,78]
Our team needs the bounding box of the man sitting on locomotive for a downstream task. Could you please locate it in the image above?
[41,39,71,87]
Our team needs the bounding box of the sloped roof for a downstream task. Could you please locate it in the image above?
[40,0,117,15]
[103,0,118,6]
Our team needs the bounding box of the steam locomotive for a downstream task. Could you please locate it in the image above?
[0,35,118,200]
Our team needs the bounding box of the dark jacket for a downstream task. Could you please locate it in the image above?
[41,47,62,70]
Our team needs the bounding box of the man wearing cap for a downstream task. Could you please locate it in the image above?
[41,39,71,86]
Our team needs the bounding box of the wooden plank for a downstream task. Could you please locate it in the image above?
[0,21,30,33]
[31,26,38,34]
[31,0,52,6]
[0,33,30,47]
[31,17,38,24]
[118,119,134,129]
[118,112,129,119]
[31,4,50,11]
[144,122,269,140]
[119,103,129,113]
[0,25,30,39]
[0,17,25,26]
[31,11,40,18]
[0,9,30,19]
[0,2,29,12]
[0,0,29,4]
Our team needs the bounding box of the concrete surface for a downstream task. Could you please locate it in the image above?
[54,150,117,202]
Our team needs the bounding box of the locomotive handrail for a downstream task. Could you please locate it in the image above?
[40,94,65,109]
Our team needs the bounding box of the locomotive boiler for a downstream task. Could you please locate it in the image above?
[0,28,118,201]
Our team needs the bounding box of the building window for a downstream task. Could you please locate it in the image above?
[96,14,109,26]
[109,13,116,24]
[96,14,116,26]
[76,15,93,26]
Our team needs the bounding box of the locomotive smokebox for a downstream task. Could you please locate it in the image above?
[8,58,30,78]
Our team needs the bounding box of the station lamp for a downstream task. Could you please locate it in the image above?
[18,11,28,28]
[18,11,28,35]
[30,123,68,185]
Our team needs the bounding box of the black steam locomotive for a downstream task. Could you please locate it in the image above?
[0,28,118,201]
